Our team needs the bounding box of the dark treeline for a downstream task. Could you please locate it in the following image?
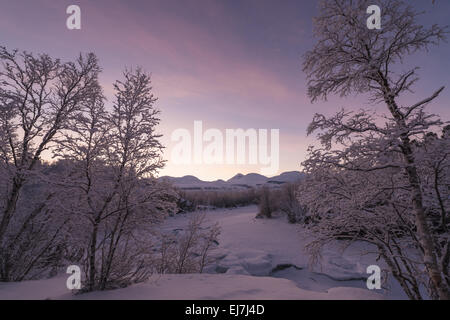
[177,188,258,211]
[176,183,306,225]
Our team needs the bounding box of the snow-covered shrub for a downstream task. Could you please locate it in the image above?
[257,187,274,218]
[177,197,196,213]
[154,213,221,274]
[279,183,306,224]
[255,183,305,222]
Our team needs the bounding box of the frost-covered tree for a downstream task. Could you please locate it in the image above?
[417,130,450,232]
[0,47,177,287]
[54,68,176,291]
[301,0,449,299]
[0,47,101,280]
[299,130,449,299]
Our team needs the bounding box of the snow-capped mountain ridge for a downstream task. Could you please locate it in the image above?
[159,171,305,190]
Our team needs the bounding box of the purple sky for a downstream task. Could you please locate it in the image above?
[1,0,449,180]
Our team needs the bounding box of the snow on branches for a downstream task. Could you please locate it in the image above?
[300,0,449,299]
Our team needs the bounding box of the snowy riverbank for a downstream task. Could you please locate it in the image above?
[0,206,406,300]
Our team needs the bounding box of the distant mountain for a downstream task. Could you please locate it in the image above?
[160,175,201,184]
[267,171,305,185]
[228,173,244,181]
[159,175,224,190]
[227,173,268,186]
[159,171,304,190]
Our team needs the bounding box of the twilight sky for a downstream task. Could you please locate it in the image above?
[1,0,449,180]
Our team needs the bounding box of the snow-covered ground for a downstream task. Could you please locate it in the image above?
[0,273,382,300]
[0,205,407,300]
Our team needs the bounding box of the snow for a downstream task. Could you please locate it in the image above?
[175,206,405,299]
[0,273,383,300]
[0,205,405,300]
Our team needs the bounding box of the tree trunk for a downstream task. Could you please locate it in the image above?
[403,147,449,299]
[88,221,99,291]
[433,168,447,231]
[0,177,23,247]
[385,94,450,300]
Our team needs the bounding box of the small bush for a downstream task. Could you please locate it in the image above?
[256,183,305,222]
[154,213,221,274]
[257,187,275,218]
[279,183,306,223]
